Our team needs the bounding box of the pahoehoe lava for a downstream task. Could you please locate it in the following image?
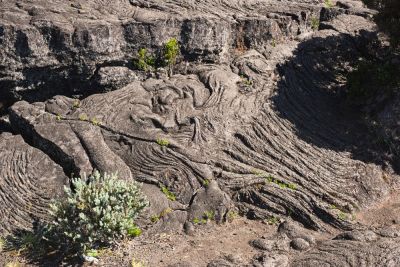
[1,0,400,266]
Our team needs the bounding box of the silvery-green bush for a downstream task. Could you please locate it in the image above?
[48,171,148,253]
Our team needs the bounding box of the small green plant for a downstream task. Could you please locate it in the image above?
[159,207,173,217]
[202,179,210,187]
[279,183,287,189]
[156,138,170,147]
[329,204,337,210]
[47,171,148,254]
[127,226,142,237]
[79,113,88,121]
[163,38,179,76]
[56,114,62,121]
[252,169,263,176]
[271,39,276,47]
[151,208,173,223]
[192,218,201,224]
[203,210,215,221]
[72,99,81,109]
[226,210,238,222]
[161,186,176,201]
[337,211,347,221]
[134,48,156,71]
[324,0,334,8]
[131,257,146,267]
[264,175,297,191]
[91,117,101,126]
[192,217,207,225]
[150,215,160,223]
[240,75,253,87]
[310,17,320,30]
[288,183,297,190]
[267,216,280,225]
[85,249,99,257]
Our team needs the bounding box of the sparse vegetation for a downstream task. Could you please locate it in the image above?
[266,216,280,225]
[151,208,173,223]
[240,75,253,87]
[72,99,81,109]
[132,38,180,76]
[150,215,160,223]
[203,210,215,221]
[156,138,170,147]
[79,113,88,121]
[324,0,334,8]
[134,48,156,71]
[337,211,347,221]
[264,175,297,191]
[226,210,238,222]
[310,17,320,31]
[252,171,298,191]
[56,114,62,121]
[131,257,146,267]
[202,178,210,187]
[161,185,176,201]
[91,117,101,126]
[163,38,179,76]
[192,217,207,225]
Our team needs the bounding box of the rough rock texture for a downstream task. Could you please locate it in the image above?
[1,0,400,265]
[293,227,400,266]
[0,133,67,235]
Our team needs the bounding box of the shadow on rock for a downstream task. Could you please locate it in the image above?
[272,29,399,173]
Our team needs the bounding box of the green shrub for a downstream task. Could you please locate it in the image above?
[163,38,179,65]
[48,171,148,253]
[163,38,179,76]
[134,48,156,71]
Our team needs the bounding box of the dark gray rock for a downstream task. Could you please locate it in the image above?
[251,239,275,251]
[183,221,195,236]
[334,230,378,242]
[252,253,289,267]
[94,67,138,91]
[208,254,246,267]
[1,0,398,253]
[290,238,310,251]
[0,133,68,234]
[292,230,400,266]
